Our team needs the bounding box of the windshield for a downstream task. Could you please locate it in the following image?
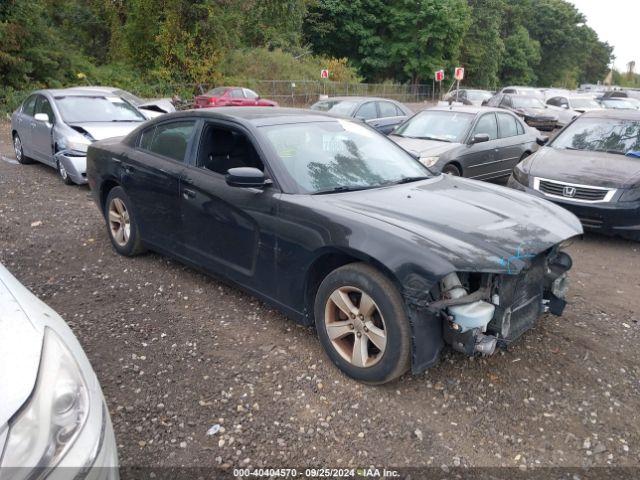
[569,97,601,109]
[261,119,430,193]
[310,100,358,115]
[467,91,492,101]
[393,110,474,142]
[55,96,145,123]
[512,96,545,108]
[601,99,637,109]
[551,117,640,154]
[206,87,228,96]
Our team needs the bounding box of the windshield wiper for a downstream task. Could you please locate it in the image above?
[593,149,625,156]
[388,176,431,185]
[312,185,376,195]
[401,135,451,142]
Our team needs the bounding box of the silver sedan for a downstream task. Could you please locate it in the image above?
[0,263,118,478]
[10,88,147,185]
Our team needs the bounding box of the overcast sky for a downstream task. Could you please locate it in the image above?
[570,0,638,72]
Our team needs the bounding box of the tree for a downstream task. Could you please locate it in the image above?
[460,0,505,89]
[304,0,470,83]
[500,26,540,85]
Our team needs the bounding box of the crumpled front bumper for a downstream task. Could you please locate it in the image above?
[53,151,88,185]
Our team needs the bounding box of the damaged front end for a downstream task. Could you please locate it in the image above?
[412,246,572,368]
[439,247,571,356]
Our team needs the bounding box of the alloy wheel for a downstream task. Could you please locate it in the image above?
[108,198,131,247]
[324,286,387,368]
[58,161,68,180]
[13,136,22,162]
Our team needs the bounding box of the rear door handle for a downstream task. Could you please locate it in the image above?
[182,188,196,199]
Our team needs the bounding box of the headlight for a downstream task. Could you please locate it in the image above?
[61,137,92,153]
[619,186,640,202]
[512,165,530,186]
[0,328,90,473]
[419,156,439,168]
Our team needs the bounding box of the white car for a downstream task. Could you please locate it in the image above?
[545,95,604,126]
[0,263,118,479]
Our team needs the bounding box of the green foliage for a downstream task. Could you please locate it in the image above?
[459,0,505,89]
[305,0,470,83]
[500,26,540,86]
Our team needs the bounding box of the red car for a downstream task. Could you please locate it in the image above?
[193,87,278,108]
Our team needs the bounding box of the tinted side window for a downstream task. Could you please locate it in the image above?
[143,121,196,162]
[22,95,37,116]
[196,124,264,175]
[356,102,377,120]
[503,89,516,94]
[378,101,399,118]
[516,120,525,135]
[35,96,55,123]
[243,89,259,99]
[139,126,155,150]
[230,89,244,98]
[547,97,559,106]
[473,114,498,140]
[497,113,519,138]
[487,94,502,107]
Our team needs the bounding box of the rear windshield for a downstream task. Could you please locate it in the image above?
[310,100,358,116]
[55,96,145,123]
[551,117,640,154]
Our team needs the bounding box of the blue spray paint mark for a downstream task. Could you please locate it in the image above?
[496,244,536,274]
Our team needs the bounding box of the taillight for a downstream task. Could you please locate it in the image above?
[208,97,217,105]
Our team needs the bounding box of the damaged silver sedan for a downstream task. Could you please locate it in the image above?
[10,88,147,185]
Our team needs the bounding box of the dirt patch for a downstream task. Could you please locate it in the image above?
[0,121,638,469]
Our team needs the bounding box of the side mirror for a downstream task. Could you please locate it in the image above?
[470,133,490,145]
[34,113,50,123]
[226,167,266,188]
[536,135,549,146]
[562,104,569,109]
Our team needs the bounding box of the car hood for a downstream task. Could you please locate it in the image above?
[390,135,460,157]
[69,121,143,141]
[0,264,100,432]
[516,107,557,120]
[317,175,582,273]
[138,98,175,113]
[527,147,640,188]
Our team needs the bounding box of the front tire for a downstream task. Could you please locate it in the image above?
[104,187,145,256]
[57,159,74,185]
[314,263,411,384]
[442,163,461,176]
[13,133,32,164]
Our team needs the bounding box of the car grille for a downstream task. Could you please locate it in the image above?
[535,178,614,203]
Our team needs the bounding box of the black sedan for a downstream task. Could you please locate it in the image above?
[87,108,581,384]
[389,106,542,179]
[309,96,412,134]
[485,93,559,131]
[509,109,640,240]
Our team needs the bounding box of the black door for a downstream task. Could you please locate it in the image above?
[122,119,198,252]
[180,122,279,294]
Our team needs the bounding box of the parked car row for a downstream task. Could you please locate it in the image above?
[7,84,639,477]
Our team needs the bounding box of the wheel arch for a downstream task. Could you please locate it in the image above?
[303,247,403,325]
[99,178,121,213]
[444,160,463,176]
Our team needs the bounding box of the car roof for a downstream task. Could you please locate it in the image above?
[580,109,640,120]
[316,96,401,104]
[427,105,503,114]
[36,87,122,97]
[167,107,343,127]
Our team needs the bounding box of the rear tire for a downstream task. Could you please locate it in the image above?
[104,186,145,256]
[442,163,461,176]
[314,263,411,384]
[13,133,32,164]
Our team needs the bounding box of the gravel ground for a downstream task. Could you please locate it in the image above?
[1,121,639,471]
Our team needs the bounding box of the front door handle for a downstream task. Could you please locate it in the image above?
[182,188,196,199]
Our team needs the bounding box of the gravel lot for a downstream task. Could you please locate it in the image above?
[1,121,639,471]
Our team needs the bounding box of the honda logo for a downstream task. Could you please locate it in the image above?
[563,186,577,198]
